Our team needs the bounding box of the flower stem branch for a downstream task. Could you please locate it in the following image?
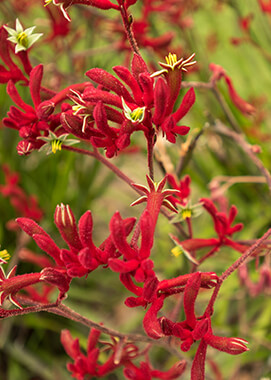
[119,2,140,56]
[204,228,271,317]
[147,135,154,180]
[182,80,241,133]
[48,303,184,359]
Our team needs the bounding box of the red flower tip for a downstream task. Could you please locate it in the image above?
[61,329,81,360]
[40,267,71,298]
[143,297,164,339]
[205,334,249,355]
[17,140,35,155]
[36,100,55,120]
[54,204,82,250]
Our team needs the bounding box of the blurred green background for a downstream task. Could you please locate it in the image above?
[0,0,271,379]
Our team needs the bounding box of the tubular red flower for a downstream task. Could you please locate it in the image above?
[143,296,165,339]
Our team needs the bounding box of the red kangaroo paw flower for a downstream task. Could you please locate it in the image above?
[86,68,134,103]
[78,210,95,249]
[142,276,159,302]
[138,72,154,107]
[184,272,201,329]
[191,339,208,380]
[209,63,255,116]
[143,296,165,339]
[172,87,196,122]
[32,233,63,266]
[108,258,139,273]
[61,329,81,360]
[40,267,71,299]
[113,65,143,105]
[29,64,43,108]
[138,209,154,260]
[131,53,149,82]
[152,77,169,126]
[151,360,186,379]
[16,217,49,238]
[109,211,137,260]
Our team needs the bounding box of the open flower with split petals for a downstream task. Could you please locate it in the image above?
[4,19,43,54]
[151,53,196,116]
[152,52,197,78]
[170,198,246,264]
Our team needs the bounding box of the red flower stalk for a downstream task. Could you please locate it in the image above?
[209,63,255,115]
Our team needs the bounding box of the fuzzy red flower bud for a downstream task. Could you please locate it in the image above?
[40,267,71,298]
[131,53,148,82]
[54,204,83,251]
[204,335,249,355]
[36,100,55,120]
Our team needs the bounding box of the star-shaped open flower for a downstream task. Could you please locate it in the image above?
[4,19,43,54]
[38,131,79,155]
[131,175,179,214]
[121,97,146,124]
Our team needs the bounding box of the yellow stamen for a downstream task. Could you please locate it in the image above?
[51,140,62,154]
[130,107,144,122]
[165,53,177,67]
[171,246,183,257]
[17,32,28,47]
[181,209,192,219]
[44,0,54,6]
[72,104,83,115]
[0,249,10,262]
